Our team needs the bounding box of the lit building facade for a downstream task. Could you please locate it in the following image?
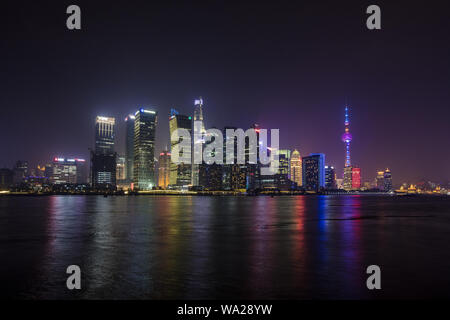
[384,168,392,192]
[290,149,302,187]
[91,116,117,189]
[133,108,157,190]
[302,153,325,191]
[351,167,361,190]
[158,151,171,189]
[192,98,205,186]
[125,114,135,183]
[169,109,192,188]
[275,149,292,190]
[376,171,385,190]
[95,116,115,154]
[50,157,86,184]
[325,165,336,189]
[13,160,28,184]
[116,155,126,182]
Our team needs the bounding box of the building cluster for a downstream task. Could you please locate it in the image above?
[6,99,447,194]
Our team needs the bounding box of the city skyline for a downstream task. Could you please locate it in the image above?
[1,1,449,184]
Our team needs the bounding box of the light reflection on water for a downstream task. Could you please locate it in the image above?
[1,195,450,299]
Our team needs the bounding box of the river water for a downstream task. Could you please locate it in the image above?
[1,195,449,299]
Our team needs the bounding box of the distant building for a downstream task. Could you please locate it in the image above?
[133,108,157,190]
[246,124,261,190]
[376,170,385,190]
[325,166,336,189]
[290,150,302,187]
[336,178,344,189]
[158,151,171,189]
[50,157,86,184]
[275,149,292,190]
[343,166,353,191]
[125,114,135,183]
[192,98,205,186]
[199,127,222,190]
[0,168,13,190]
[222,126,238,190]
[384,168,392,192]
[302,153,325,191]
[351,167,361,190]
[95,116,115,154]
[169,110,192,188]
[13,160,28,184]
[116,155,126,182]
[91,116,117,189]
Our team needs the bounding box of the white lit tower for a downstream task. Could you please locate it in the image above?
[191,97,206,186]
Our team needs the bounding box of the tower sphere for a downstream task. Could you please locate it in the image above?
[341,132,352,143]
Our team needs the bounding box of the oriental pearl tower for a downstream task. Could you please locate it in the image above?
[342,106,352,167]
[341,106,353,191]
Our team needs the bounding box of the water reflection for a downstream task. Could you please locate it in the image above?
[2,195,449,299]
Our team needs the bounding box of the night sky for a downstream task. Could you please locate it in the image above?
[1,0,449,184]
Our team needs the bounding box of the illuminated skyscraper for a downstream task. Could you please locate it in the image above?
[158,150,171,189]
[275,149,292,189]
[116,155,126,182]
[325,165,336,189]
[384,168,393,192]
[95,116,115,154]
[125,114,135,182]
[133,108,157,190]
[192,97,205,186]
[376,171,385,190]
[12,160,28,184]
[290,149,302,187]
[342,106,353,191]
[91,116,117,189]
[302,153,325,191]
[169,109,192,188]
[351,167,361,190]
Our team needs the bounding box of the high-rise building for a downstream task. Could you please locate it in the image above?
[290,149,302,187]
[192,98,205,186]
[133,108,157,190]
[246,124,261,190]
[343,166,353,191]
[302,153,325,191]
[95,116,115,154]
[169,109,192,188]
[125,114,135,182]
[351,167,361,190]
[50,157,86,184]
[199,127,223,190]
[91,116,117,189]
[376,170,385,190]
[116,155,126,182]
[13,160,28,184]
[336,178,344,189]
[0,168,14,190]
[158,150,171,189]
[222,126,237,190]
[325,165,336,189]
[342,106,353,191]
[384,168,393,192]
[275,149,292,190]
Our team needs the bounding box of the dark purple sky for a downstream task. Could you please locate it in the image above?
[1,0,449,184]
